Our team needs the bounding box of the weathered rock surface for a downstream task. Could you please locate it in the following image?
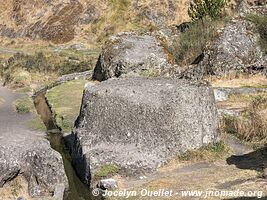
[0,140,68,197]
[180,19,267,79]
[0,85,68,199]
[92,33,174,81]
[71,77,219,184]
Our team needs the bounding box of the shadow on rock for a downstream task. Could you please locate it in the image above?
[226,146,267,173]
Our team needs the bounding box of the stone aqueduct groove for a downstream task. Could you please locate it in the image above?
[33,90,97,200]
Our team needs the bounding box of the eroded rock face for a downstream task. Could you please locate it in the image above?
[71,77,219,184]
[180,19,267,79]
[207,20,266,75]
[92,33,174,81]
[0,139,68,197]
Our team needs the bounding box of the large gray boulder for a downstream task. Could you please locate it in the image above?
[71,77,219,185]
[92,33,174,81]
[0,139,68,197]
[180,19,267,79]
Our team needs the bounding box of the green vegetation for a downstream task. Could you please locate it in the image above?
[188,0,229,21]
[246,14,267,54]
[15,97,35,113]
[178,141,231,162]
[10,179,22,197]
[0,48,99,88]
[95,164,120,178]
[169,0,229,67]
[139,69,160,77]
[46,80,88,132]
[170,19,220,66]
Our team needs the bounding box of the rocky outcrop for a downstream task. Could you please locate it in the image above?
[71,77,219,185]
[0,139,68,197]
[180,19,267,79]
[92,33,175,81]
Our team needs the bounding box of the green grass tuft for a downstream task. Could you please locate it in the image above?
[15,97,35,113]
[178,141,232,162]
[95,164,120,178]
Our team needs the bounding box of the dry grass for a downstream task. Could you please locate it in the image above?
[108,163,265,200]
[208,74,267,88]
[0,176,33,200]
[0,0,191,47]
[0,97,4,106]
[221,94,267,144]
[169,19,224,67]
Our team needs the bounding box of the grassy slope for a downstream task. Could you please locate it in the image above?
[46,80,88,133]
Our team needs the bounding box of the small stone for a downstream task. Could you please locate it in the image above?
[53,183,65,200]
[17,197,26,200]
[97,179,118,190]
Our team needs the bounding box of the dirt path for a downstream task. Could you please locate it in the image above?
[0,84,52,200]
[115,135,267,200]
[0,85,44,143]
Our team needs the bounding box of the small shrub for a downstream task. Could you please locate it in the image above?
[59,60,91,75]
[188,0,229,21]
[95,164,120,178]
[15,98,34,113]
[169,19,219,66]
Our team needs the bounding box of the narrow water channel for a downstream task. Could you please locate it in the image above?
[33,91,97,200]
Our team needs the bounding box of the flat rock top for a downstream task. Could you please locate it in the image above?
[85,77,211,110]
[108,34,166,64]
[87,77,208,91]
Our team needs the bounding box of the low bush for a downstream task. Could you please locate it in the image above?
[188,0,229,21]
[15,97,35,113]
[169,19,220,66]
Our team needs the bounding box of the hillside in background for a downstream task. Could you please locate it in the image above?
[0,0,190,46]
